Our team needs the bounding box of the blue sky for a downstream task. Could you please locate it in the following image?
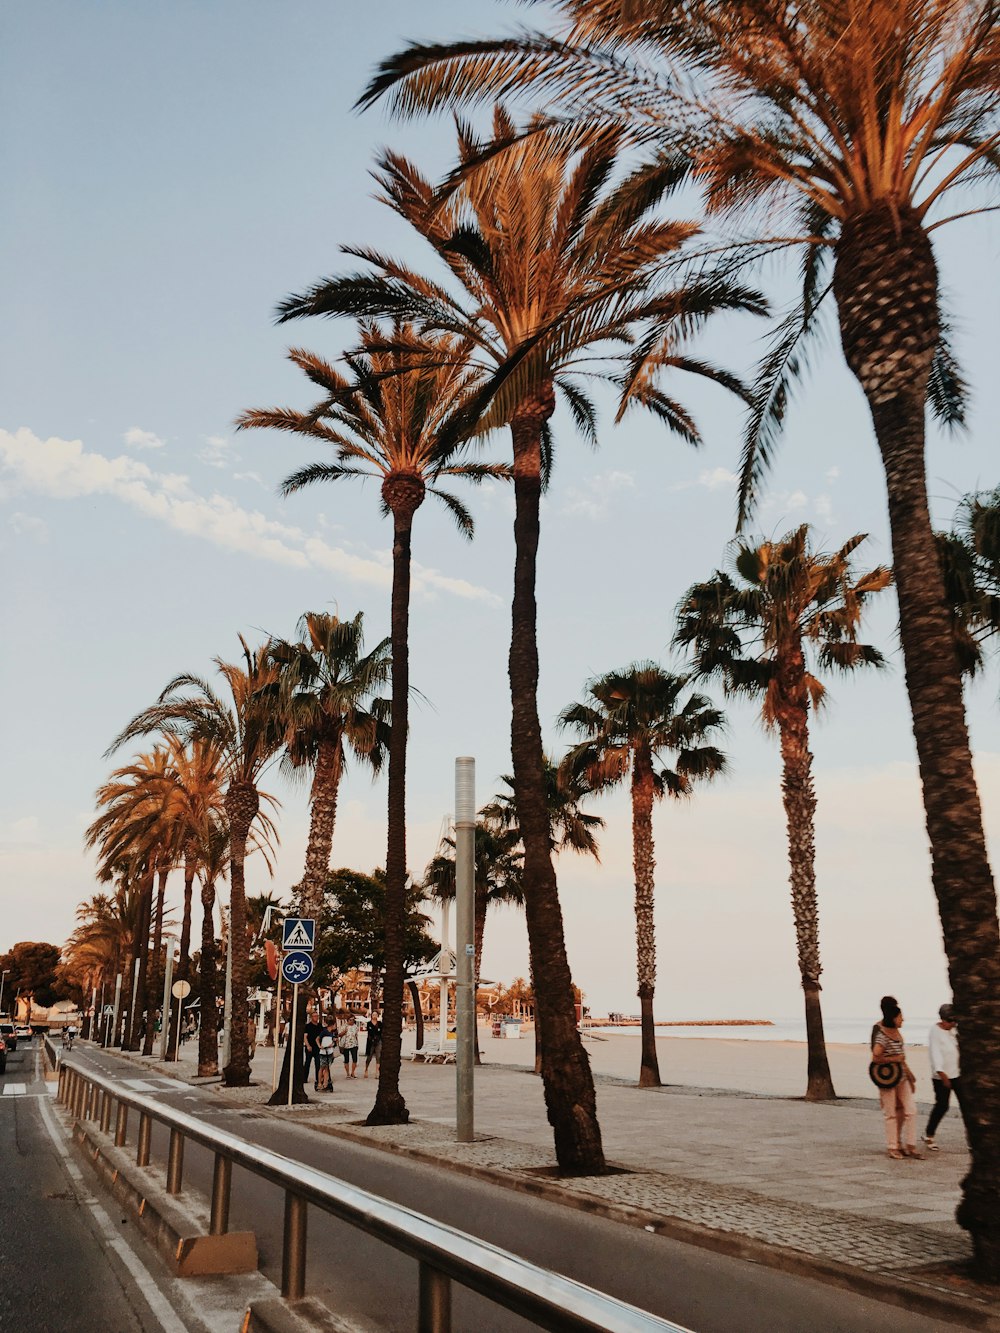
[2,2,998,1024]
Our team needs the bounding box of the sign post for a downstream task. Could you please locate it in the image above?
[172,979,192,1063]
[281,947,315,1107]
[271,966,283,1093]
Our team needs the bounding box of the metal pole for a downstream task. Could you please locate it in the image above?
[418,1263,452,1333]
[438,898,450,1055]
[100,1090,112,1134]
[127,956,141,1046]
[287,982,298,1108]
[272,966,282,1093]
[137,1113,151,1167]
[210,1153,232,1235]
[159,951,174,1060]
[114,1102,128,1148]
[0,971,6,1016]
[174,993,183,1064]
[281,1191,307,1299]
[166,1128,184,1194]
[455,758,475,1144]
[109,973,122,1049]
[89,985,98,1041]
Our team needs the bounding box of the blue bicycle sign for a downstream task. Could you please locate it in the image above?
[281,950,315,985]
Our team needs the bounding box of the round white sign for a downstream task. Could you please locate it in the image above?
[171,980,192,999]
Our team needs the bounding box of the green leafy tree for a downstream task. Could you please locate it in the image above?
[1,942,64,1010]
[315,868,437,985]
[559,664,726,1087]
[676,527,890,1100]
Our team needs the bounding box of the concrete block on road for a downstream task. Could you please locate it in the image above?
[242,1296,359,1333]
[73,1120,259,1278]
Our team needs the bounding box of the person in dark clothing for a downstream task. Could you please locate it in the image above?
[364,1013,382,1078]
[302,1011,324,1090]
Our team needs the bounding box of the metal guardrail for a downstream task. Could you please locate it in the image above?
[58,1060,692,1333]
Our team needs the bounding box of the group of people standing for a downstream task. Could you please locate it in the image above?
[871,996,964,1160]
[302,1009,382,1092]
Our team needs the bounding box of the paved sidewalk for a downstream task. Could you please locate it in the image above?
[104,1035,995,1324]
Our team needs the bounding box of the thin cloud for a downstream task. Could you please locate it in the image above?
[9,511,48,542]
[123,426,165,450]
[0,428,499,604]
[199,434,234,468]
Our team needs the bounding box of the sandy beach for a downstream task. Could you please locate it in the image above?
[408,1028,931,1102]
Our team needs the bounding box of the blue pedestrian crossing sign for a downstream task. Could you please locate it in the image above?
[281,951,314,985]
[282,917,316,951]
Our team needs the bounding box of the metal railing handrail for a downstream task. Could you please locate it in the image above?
[59,1059,692,1333]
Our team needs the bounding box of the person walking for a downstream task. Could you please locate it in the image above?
[318,1018,337,1092]
[923,1004,966,1151]
[364,1012,382,1078]
[340,1011,359,1078]
[872,997,922,1160]
[302,1009,324,1091]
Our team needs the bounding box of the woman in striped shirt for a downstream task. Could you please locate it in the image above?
[873,997,922,1160]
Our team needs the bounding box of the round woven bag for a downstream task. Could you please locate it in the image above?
[869,1060,903,1089]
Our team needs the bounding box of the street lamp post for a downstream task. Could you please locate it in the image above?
[0,970,9,1018]
[455,756,476,1144]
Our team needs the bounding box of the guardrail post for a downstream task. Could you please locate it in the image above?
[210,1153,231,1235]
[281,1192,307,1300]
[137,1112,151,1167]
[100,1090,112,1134]
[73,1072,85,1120]
[114,1101,128,1147]
[418,1264,452,1333]
[57,1065,66,1102]
[166,1129,184,1194]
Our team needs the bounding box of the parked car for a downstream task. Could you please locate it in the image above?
[14,1025,32,1042]
[0,1036,6,1074]
[0,1023,17,1051]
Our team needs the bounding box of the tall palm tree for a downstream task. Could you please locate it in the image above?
[277,122,760,1166]
[269,612,391,914]
[86,750,174,1050]
[480,759,605,864]
[675,527,891,1100]
[239,324,504,1127]
[364,4,1000,1265]
[111,637,283,1086]
[559,664,726,1087]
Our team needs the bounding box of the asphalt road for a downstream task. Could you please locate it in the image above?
[64,1044,958,1333]
[0,1039,166,1333]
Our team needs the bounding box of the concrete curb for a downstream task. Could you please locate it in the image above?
[85,1046,1000,1330]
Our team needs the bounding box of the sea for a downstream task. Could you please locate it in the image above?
[587,1016,939,1046]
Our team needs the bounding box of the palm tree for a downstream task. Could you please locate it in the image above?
[276,121,759,1165]
[86,750,175,1050]
[364,5,1000,1266]
[559,664,726,1087]
[938,488,1000,679]
[111,637,282,1086]
[240,325,503,1126]
[269,612,391,914]
[480,759,605,864]
[675,527,890,1100]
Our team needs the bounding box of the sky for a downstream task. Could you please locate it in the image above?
[1,2,999,1027]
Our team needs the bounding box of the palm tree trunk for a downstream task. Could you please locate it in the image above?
[299,738,343,910]
[142,866,170,1056]
[178,854,195,977]
[368,481,423,1127]
[631,748,661,1088]
[197,879,219,1076]
[775,667,835,1101]
[126,867,155,1052]
[510,398,604,1172]
[835,204,1000,1277]
[223,783,259,1087]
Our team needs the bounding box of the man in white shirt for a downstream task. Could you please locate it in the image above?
[923,1004,965,1151]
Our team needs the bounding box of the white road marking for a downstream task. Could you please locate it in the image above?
[37,1092,192,1333]
[3,1083,27,1096]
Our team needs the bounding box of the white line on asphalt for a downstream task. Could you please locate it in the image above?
[3,1083,27,1095]
[37,1092,192,1333]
